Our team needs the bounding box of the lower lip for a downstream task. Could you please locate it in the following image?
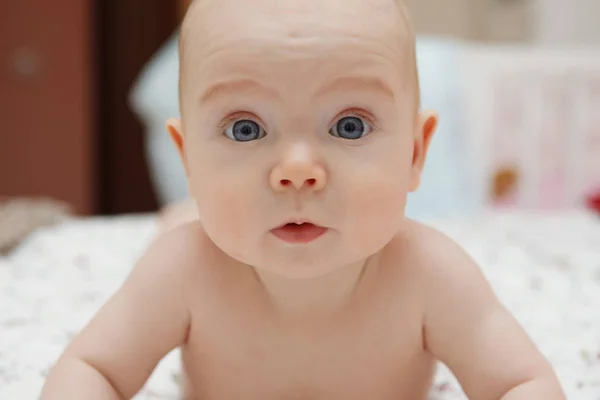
[271,223,328,244]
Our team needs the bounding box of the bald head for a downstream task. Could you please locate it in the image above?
[178,0,420,115]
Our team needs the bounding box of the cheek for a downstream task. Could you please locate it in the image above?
[343,179,407,256]
[351,172,407,222]
[194,174,254,229]
[193,181,260,261]
[185,134,272,235]
[339,148,412,252]
[187,154,264,244]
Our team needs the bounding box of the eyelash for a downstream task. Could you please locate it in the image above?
[217,112,264,133]
[216,108,379,133]
[332,108,379,132]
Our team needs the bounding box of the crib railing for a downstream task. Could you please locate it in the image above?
[458,45,600,209]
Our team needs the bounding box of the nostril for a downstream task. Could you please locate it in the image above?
[278,178,318,189]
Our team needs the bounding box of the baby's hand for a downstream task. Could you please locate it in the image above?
[418,226,566,400]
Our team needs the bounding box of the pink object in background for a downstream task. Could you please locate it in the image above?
[485,65,600,209]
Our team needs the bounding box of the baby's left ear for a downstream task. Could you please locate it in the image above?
[409,111,438,192]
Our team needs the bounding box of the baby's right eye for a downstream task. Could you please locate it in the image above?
[224,119,266,142]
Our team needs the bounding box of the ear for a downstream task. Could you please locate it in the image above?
[409,111,438,192]
[166,118,189,176]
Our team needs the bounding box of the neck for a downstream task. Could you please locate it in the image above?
[252,256,377,321]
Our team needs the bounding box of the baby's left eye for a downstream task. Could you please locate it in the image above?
[329,115,372,140]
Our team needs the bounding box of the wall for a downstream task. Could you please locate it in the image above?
[405,0,531,42]
[404,0,474,38]
[533,0,600,46]
[406,0,600,45]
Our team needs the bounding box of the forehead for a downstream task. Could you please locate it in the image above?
[184,0,405,36]
[179,0,414,106]
[181,0,408,64]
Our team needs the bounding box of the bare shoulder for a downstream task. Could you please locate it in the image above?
[50,222,218,398]
[397,224,563,399]
[149,220,208,258]
[394,219,503,334]
[393,219,488,288]
[379,219,495,315]
[146,220,242,302]
[146,220,219,268]
[107,221,224,323]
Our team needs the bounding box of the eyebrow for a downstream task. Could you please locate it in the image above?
[198,75,397,105]
[316,75,396,101]
[199,78,278,104]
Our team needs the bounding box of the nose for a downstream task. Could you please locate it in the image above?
[270,145,327,193]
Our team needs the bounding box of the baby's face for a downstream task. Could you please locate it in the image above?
[171,0,435,279]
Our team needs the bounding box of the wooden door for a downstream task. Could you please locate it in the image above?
[0,0,95,214]
[97,0,178,214]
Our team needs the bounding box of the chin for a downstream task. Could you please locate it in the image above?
[258,244,368,280]
[258,257,349,280]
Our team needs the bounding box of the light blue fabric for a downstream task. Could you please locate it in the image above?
[130,34,477,217]
[130,33,187,205]
[405,37,477,219]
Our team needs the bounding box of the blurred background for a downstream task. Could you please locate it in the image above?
[1,0,599,217]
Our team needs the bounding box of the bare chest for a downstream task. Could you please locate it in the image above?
[181,307,434,399]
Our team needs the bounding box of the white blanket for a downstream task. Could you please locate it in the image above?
[1,212,599,399]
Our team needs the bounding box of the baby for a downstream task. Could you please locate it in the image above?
[42,0,566,398]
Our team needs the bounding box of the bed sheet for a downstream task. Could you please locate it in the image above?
[1,212,599,399]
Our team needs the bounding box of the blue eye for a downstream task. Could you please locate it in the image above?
[329,116,372,140]
[225,120,266,142]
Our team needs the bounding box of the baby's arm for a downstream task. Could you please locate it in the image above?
[41,226,194,399]
[420,228,565,400]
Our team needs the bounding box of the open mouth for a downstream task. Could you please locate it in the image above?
[271,222,328,244]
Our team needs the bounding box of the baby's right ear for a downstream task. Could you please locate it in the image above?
[166,118,189,175]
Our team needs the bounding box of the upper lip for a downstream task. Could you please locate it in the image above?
[274,219,322,229]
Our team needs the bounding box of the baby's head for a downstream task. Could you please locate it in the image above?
[169,0,437,279]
